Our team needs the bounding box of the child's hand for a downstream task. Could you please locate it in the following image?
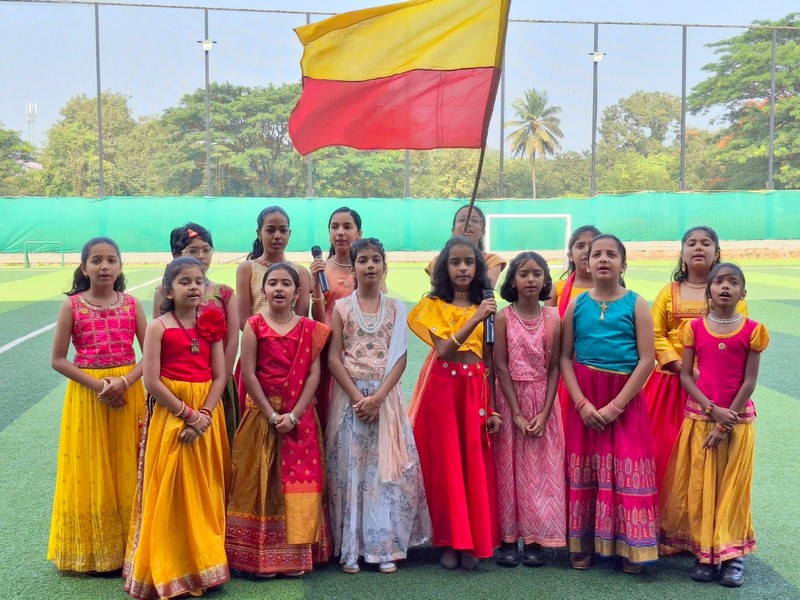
[274,413,295,434]
[579,402,606,431]
[596,405,619,426]
[354,396,381,423]
[712,406,739,427]
[486,414,502,434]
[476,297,497,321]
[99,377,127,408]
[513,413,530,435]
[310,259,327,279]
[527,412,548,437]
[189,413,211,435]
[179,424,200,443]
[703,427,728,449]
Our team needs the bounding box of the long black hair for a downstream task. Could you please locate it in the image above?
[327,207,363,258]
[429,236,490,305]
[160,256,205,313]
[66,237,126,296]
[561,225,601,279]
[499,251,553,303]
[672,225,721,282]
[247,206,290,260]
[452,204,487,250]
[169,222,213,257]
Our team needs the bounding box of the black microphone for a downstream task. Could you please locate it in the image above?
[482,289,495,346]
[310,246,330,294]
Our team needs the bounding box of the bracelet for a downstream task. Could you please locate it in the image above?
[575,397,589,411]
[704,402,716,416]
[120,375,131,390]
[288,411,299,426]
[199,407,213,421]
[186,410,202,426]
[607,402,625,416]
[491,411,501,419]
[450,334,463,347]
[310,295,325,304]
[268,411,279,425]
[717,423,730,434]
[172,401,186,418]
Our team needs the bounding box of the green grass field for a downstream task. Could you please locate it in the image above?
[1,260,798,600]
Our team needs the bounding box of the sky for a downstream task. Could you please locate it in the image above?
[1,0,797,151]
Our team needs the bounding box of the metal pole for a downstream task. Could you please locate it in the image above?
[94,4,105,197]
[590,23,599,196]
[680,25,687,191]
[404,150,411,197]
[204,9,212,197]
[305,13,314,197]
[767,28,776,190]
[499,61,505,198]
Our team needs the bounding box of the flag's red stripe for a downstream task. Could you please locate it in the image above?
[289,67,498,155]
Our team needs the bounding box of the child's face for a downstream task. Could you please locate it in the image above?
[588,238,625,283]
[166,267,205,309]
[569,232,595,276]
[262,268,299,310]
[81,242,121,289]
[353,247,385,286]
[709,267,745,308]
[447,243,477,293]
[452,208,485,246]
[682,230,717,272]
[180,237,214,272]
[329,212,361,251]
[513,259,546,301]
[258,214,290,255]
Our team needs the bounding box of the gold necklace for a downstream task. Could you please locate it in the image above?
[454,291,470,300]
[683,280,706,289]
[267,312,295,324]
[594,296,621,321]
[172,310,200,354]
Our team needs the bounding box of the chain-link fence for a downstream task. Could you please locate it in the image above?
[2,0,798,198]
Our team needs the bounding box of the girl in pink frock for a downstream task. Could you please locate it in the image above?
[493,252,565,568]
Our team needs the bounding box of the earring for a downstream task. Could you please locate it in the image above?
[681,259,688,275]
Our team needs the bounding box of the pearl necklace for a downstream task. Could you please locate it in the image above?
[708,313,742,325]
[352,291,385,334]
[332,258,351,268]
[512,303,543,332]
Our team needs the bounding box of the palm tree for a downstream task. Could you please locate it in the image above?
[505,89,563,199]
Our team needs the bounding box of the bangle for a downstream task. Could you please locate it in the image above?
[288,411,299,426]
[491,411,501,419]
[704,402,716,416]
[120,375,131,390]
[607,402,624,415]
[575,397,589,411]
[172,401,186,418]
[199,407,213,421]
[311,295,324,304]
[186,410,201,426]
[268,411,279,425]
[450,334,463,347]
[717,424,730,434]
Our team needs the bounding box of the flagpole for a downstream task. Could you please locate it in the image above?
[462,144,487,230]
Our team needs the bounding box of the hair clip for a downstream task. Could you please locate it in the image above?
[187,228,199,238]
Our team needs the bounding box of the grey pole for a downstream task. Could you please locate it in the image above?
[404,150,411,198]
[306,13,314,198]
[767,28,776,190]
[499,60,505,198]
[590,23,599,196]
[204,9,212,197]
[94,4,105,197]
[680,25,687,191]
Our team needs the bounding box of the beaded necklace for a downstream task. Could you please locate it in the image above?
[172,311,200,354]
[352,291,385,334]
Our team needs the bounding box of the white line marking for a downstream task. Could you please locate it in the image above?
[0,276,162,355]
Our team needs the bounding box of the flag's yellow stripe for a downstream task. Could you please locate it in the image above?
[296,0,509,82]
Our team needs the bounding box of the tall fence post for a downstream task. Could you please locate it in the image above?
[767,27,777,190]
[590,23,600,197]
[94,4,105,197]
[680,25,687,191]
[203,9,212,197]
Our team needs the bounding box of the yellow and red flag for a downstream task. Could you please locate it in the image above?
[288,0,511,156]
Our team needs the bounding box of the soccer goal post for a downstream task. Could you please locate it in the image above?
[484,213,572,258]
[24,241,65,268]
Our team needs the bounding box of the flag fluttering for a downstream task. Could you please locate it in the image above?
[289,0,511,156]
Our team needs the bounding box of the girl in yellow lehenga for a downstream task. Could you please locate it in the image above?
[660,263,768,589]
[49,237,147,573]
[124,257,231,599]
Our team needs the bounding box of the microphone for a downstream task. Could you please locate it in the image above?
[482,289,495,346]
[310,246,330,295]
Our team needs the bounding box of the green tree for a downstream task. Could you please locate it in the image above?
[599,91,681,157]
[505,89,563,199]
[0,124,35,195]
[313,148,405,198]
[689,13,800,188]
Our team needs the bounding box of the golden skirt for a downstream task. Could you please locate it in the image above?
[660,418,756,564]
[124,377,230,599]
[47,366,146,572]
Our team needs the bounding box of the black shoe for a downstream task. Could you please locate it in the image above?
[719,558,744,588]
[521,543,544,567]
[496,543,519,567]
[689,560,719,583]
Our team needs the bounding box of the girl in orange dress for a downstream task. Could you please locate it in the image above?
[124,257,230,599]
[409,236,501,571]
[49,237,147,573]
[225,263,331,577]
